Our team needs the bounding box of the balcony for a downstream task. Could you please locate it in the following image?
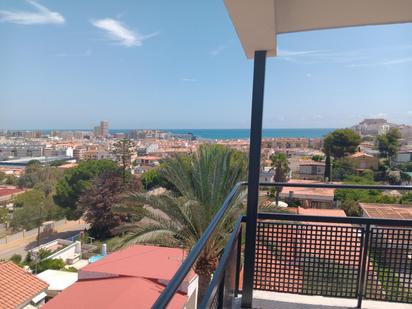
[152,1,412,308]
[153,182,412,308]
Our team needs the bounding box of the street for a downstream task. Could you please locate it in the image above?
[0,220,89,260]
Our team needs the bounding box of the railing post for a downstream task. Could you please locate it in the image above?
[235,224,242,297]
[357,224,371,308]
[217,270,225,309]
[242,50,267,308]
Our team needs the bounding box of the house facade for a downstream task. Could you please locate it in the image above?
[348,151,379,171]
[298,161,325,180]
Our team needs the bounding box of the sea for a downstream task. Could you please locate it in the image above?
[14,128,333,140]
[111,128,334,140]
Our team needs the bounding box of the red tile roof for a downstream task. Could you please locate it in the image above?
[0,262,48,309]
[280,179,335,199]
[296,207,346,218]
[349,151,374,158]
[0,187,24,198]
[43,277,186,309]
[359,203,412,220]
[299,160,325,166]
[79,245,194,283]
[43,245,196,309]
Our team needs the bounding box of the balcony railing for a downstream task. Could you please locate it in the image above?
[152,182,412,309]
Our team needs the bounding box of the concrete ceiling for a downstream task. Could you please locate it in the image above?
[224,0,412,59]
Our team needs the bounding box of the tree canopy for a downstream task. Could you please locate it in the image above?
[77,171,125,239]
[17,163,62,189]
[11,189,64,231]
[0,171,17,185]
[323,129,361,158]
[332,158,356,181]
[117,144,248,302]
[112,139,135,183]
[140,167,166,191]
[335,172,400,216]
[54,160,122,219]
[377,128,401,159]
[270,153,290,205]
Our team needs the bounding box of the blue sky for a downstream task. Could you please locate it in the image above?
[0,0,411,130]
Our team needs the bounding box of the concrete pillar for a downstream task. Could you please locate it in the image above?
[75,241,81,254]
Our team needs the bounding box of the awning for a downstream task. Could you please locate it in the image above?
[31,291,47,304]
[224,0,412,59]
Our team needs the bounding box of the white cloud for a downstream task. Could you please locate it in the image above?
[277,48,368,65]
[210,45,228,56]
[181,78,198,82]
[407,111,412,116]
[348,57,412,68]
[0,0,64,25]
[276,45,412,68]
[91,18,158,47]
[277,48,325,57]
[210,40,233,57]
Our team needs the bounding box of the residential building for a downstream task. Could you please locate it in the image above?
[73,147,86,161]
[100,121,109,137]
[29,239,96,265]
[279,179,336,209]
[352,118,391,136]
[37,270,78,298]
[30,240,82,265]
[92,121,109,138]
[43,245,198,309]
[259,166,275,183]
[359,203,412,220]
[392,150,412,165]
[93,126,100,137]
[146,143,159,154]
[137,155,162,166]
[0,144,43,160]
[348,151,379,171]
[0,261,48,309]
[295,207,346,218]
[298,161,325,180]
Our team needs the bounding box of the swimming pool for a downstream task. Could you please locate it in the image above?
[88,254,104,263]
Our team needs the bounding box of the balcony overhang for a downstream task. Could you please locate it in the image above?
[224,0,412,59]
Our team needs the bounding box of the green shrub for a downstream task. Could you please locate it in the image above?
[10,254,22,265]
[38,248,53,260]
[36,258,65,273]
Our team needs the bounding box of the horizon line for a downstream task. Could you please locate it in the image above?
[1,127,337,131]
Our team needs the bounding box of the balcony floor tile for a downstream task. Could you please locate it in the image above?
[232,291,412,309]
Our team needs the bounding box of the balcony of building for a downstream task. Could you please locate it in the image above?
[151,1,412,308]
[153,182,412,309]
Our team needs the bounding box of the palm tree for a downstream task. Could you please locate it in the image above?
[270,153,290,205]
[116,145,247,302]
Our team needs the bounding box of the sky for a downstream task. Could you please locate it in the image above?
[0,0,412,130]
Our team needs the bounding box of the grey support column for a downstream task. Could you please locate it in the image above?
[241,50,267,308]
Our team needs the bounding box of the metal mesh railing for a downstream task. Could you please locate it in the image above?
[254,221,363,298]
[253,218,412,304]
[366,227,412,303]
[154,182,412,308]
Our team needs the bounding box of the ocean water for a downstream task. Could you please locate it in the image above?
[36,128,334,140]
[163,128,333,140]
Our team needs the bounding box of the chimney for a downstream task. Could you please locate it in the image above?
[101,243,107,256]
